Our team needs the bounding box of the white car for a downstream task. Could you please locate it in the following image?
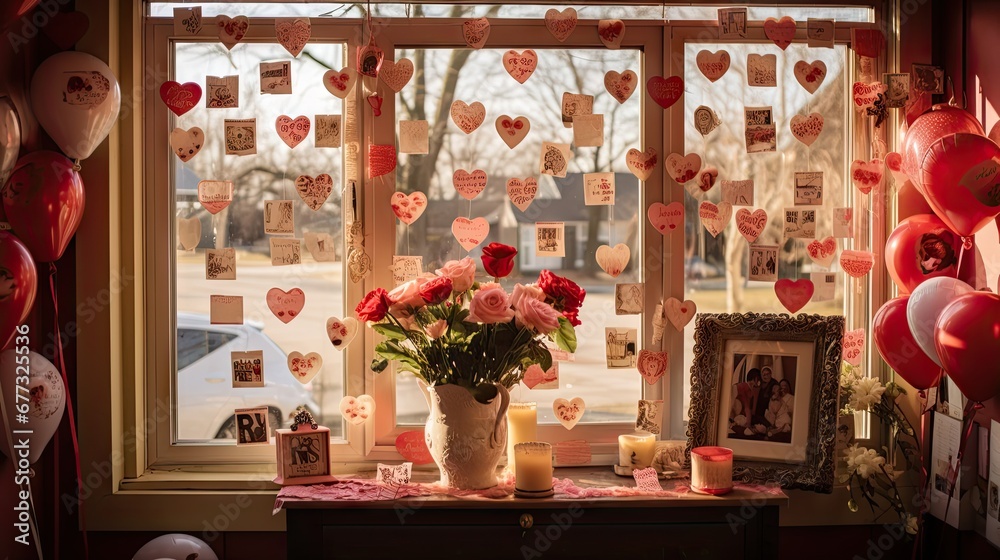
[175,313,319,441]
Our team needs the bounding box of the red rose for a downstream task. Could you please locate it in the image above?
[538,270,586,318]
[356,288,391,323]
[562,307,581,327]
[481,243,518,279]
[419,277,453,305]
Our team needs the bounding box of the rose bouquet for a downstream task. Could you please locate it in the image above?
[355,243,585,403]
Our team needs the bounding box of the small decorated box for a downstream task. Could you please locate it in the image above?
[274,408,337,486]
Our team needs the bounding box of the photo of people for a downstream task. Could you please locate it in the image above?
[726,353,797,444]
[918,231,958,275]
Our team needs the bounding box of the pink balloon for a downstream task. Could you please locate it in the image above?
[0,350,65,463]
[935,292,1000,402]
[0,232,37,350]
[920,133,1000,237]
[885,214,963,294]
[902,105,984,191]
[2,151,85,262]
[906,277,975,368]
[873,296,941,391]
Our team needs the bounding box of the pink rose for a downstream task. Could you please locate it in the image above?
[510,283,545,309]
[425,319,448,339]
[435,257,477,293]
[468,284,515,324]
[388,278,427,315]
[515,296,561,334]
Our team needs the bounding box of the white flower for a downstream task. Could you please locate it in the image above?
[840,364,862,389]
[904,514,918,535]
[844,444,886,479]
[849,377,886,411]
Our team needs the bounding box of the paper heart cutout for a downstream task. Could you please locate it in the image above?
[884,152,907,185]
[794,60,827,94]
[523,364,558,389]
[369,144,397,178]
[665,152,702,184]
[647,201,684,234]
[850,158,884,194]
[452,217,489,251]
[840,250,875,278]
[604,70,638,104]
[453,169,488,201]
[462,17,491,49]
[775,279,814,313]
[789,113,824,146]
[553,397,585,429]
[295,174,333,211]
[42,11,89,50]
[637,350,668,385]
[177,217,201,251]
[340,395,375,425]
[159,81,201,117]
[390,191,428,225]
[699,201,732,238]
[852,81,887,111]
[396,430,434,464]
[735,208,767,243]
[506,178,538,212]
[626,147,658,181]
[598,19,625,49]
[695,50,730,82]
[495,115,530,149]
[380,58,414,92]
[544,8,577,42]
[807,236,837,268]
[696,167,719,192]
[763,16,796,50]
[276,115,311,149]
[170,127,204,162]
[216,15,249,50]
[368,93,383,117]
[502,50,537,84]
[197,180,233,215]
[664,298,696,331]
[287,351,323,384]
[842,328,866,367]
[450,100,486,134]
[323,67,358,98]
[646,76,684,109]
[326,316,359,349]
[276,17,310,57]
[596,243,630,277]
[267,287,305,324]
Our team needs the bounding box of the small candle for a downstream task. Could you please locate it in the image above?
[618,432,656,469]
[691,446,733,495]
[514,442,553,496]
[507,402,537,472]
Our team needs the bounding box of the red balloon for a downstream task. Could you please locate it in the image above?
[935,292,1000,402]
[920,133,1000,237]
[902,105,984,191]
[897,180,934,218]
[0,232,37,350]
[873,296,941,391]
[885,214,963,294]
[2,151,85,262]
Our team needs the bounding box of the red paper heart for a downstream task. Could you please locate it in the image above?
[850,158,884,194]
[626,147,658,181]
[369,144,397,178]
[647,201,684,234]
[840,250,875,278]
[763,16,796,50]
[646,76,684,109]
[159,81,202,117]
[395,430,433,464]
[42,11,89,50]
[774,279,814,313]
[842,328,865,367]
[637,349,668,385]
[275,115,311,149]
[735,208,767,243]
[806,236,837,268]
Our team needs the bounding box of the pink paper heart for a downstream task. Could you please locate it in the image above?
[380,58,414,92]
[763,16,796,50]
[665,152,702,184]
[450,100,486,134]
[197,180,233,215]
[159,81,201,117]
[647,201,684,234]
[884,152,907,185]
[390,191,428,225]
[340,395,375,425]
[595,243,630,277]
[323,67,357,98]
[276,115,311,149]
[794,60,827,94]
[453,169,488,200]
[735,208,767,243]
[637,349,668,385]
[544,8,577,42]
[646,76,684,109]
[506,178,538,212]
[597,19,625,49]
[502,49,537,84]
[267,287,305,324]
[807,236,837,268]
[287,351,323,385]
[789,113,824,146]
[695,50,730,82]
[326,316,359,349]
[840,250,875,278]
[626,147,658,181]
[699,201,732,238]
[216,15,249,50]
[369,144,397,178]
[553,397,586,429]
[452,217,489,251]
[842,328,865,367]
[170,127,204,162]
[775,278,814,313]
[664,298,696,331]
[295,174,333,211]
[395,430,434,464]
[495,115,530,149]
[850,158,884,194]
[604,70,638,103]
[523,363,558,389]
[462,17,491,49]
[275,17,310,57]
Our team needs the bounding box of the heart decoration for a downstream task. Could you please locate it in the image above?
[453,169,488,201]
[763,16,796,50]
[295,174,333,211]
[170,127,204,162]
[159,81,201,116]
[267,287,306,324]
[276,115,311,149]
[850,158,884,194]
[390,191,428,225]
[216,15,250,50]
[450,100,486,134]
[696,167,718,192]
[197,180,232,215]
[789,113,824,146]
[774,278,814,313]
[735,208,767,243]
[323,67,358,98]
[275,17,310,57]
[695,50,730,82]
[637,350,668,385]
[42,11,89,50]
[502,50,537,84]
[596,243,630,277]
[806,237,837,268]
[452,217,490,251]
[495,115,530,149]
[340,395,376,425]
[506,178,538,212]
[326,316,359,349]
[462,17,490,49]
[395,430,434,464]
[842,328,865,367]
[604,70,637,104]
[380,58,414,92]
[841,250,875,278]
[852,81,888,111]
[367,93,383,116]
[523,364,558,389]
[794,60,827,94]
[177,217,201,250]
[544,8,577,42]
[699,201,732,238]
[626,147,658,181]
[664,298,696,331]
[665,152,702,184]
[287,351,323,384]
[553,397,586,430]
[647,201,684,234]
[369,144,397,178]
[884,152,907,185]
[598,19,625,49]
[646,76,684,109]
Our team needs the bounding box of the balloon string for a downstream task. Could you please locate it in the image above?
[72,159,81,172]
[955,237,972,280]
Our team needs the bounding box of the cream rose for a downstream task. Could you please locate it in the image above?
[515,296,561,334]
[510,283,545,309]
[468,284,515,324]
[388,277,427,316]
[435,257,477,293]
[425,319,448,339]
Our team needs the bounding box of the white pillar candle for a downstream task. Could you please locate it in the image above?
[514,442,553,495]
[690,446,734,495]
[618,432,656,469]
[506,402,537,472]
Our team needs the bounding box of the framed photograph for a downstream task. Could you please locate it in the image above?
[686,313,845,492]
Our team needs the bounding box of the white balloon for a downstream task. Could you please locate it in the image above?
[906,277,975,367]
[29,51,121,161]
[0,350,65,463]
[0,96,20,188]
[133,533,219,560]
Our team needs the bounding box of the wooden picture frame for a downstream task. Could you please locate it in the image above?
[274,424,336,486]
[686,313,844,493]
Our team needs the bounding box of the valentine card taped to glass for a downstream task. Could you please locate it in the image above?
[615,284,643,315]
[270,238,302,266]
[748,244,779,282]
[224,119,257,156]
[399,120,429,154]
[810,272,837,302]
[573,114,604,147]
[605,327,638,368]
[173,6,202,34]
[210,295,244,325]
[315,114,342,148]
[562,92,594,128]
[260,61,292,94]
[721,179,754,206]
[232,350,264,388]
[744,107,775,153]
[793,172,824,206]
[783,208,816,239]
[264,200,295,235]
[539,142,570,178]
[717,8,747,39]
[535,221,566,258]
[206,248,236,280]
[584,172,615,205]
[391,255,423,286]
[207,75,239,108]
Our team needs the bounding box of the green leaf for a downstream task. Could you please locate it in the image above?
[372,323,409,340]
[371,357,389,373]
[552,316,578,353]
